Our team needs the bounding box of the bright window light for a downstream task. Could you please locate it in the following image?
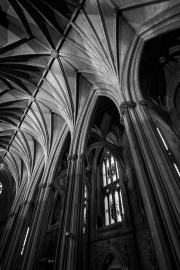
[21,227,29,255]
[157,128,168,150]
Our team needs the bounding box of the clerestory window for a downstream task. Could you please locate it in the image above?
[102,151,124,226]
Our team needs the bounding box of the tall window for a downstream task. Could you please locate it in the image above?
[0,182,2,194]
[102,151,124,226]
[157,127,180,177]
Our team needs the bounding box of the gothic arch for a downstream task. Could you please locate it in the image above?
[122,4,180,101]
[74,85,122,155]
[98,246,125,270]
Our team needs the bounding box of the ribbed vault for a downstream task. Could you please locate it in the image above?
[0,0,179,194]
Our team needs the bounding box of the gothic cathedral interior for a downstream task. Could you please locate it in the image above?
[0,0,180,269]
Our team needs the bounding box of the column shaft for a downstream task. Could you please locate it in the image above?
[120,100,179,270]
[55,154,85,270]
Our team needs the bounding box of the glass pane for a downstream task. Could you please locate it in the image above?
[84,186,87,198]
[120,190,124,215]
[106,159,111,184]
[102,162,106,187]
[104,196,109,226]
[109,194,114,224]
[111,157,116,182]
[115,191,121,221]
[83,206,86,233]
[116,161,119,179]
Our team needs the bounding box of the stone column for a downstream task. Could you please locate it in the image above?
[0,179,27,263]
[120,100,180,270]
[54,153,86,270]
[0,200,34,270]
[0,211,18,263]
[19,183,55,270]
[123,176,143,270]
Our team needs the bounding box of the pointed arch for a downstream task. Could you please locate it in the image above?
[98,246,125,270]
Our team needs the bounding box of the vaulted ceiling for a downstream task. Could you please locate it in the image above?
[0,0,179,194]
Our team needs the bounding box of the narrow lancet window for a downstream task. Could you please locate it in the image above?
[102,151,124,226]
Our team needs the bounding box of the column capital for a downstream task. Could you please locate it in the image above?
[38,183,47,189]
[67,154,72,161]
[120,101,136,115]
[21,200,27,206]
[72,154,78,160]
[8,212,16,218]
[27,200,34,207]
[79,153,87,167]
[47,183,55,192]
[67,154,78,161]
[139,99,148,107]
[79,153,86,160]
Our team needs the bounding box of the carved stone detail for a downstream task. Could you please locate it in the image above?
[21,200,27,206]
[8,212,16,218]
[30,96,35,103]
[47,183,55,192]
[139,99,148,106]
[27,200,34,207]
[51,50,59,59]
[38,183,47,189]
[72,154,78,160]
[79,153,86,161]
[120,101,136,115]
[67,155,72,162]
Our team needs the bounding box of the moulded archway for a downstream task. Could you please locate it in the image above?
[98,247,125,270]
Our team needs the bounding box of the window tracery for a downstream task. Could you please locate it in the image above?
[102,151,124,226]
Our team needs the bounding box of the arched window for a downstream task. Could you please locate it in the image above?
[0,182,2,194]
[102,151,124,226]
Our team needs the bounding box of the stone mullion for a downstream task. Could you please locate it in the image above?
[54,154,77,270]
[19,183,53,270]
[120,101,168,270]
[137,100,180,267]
